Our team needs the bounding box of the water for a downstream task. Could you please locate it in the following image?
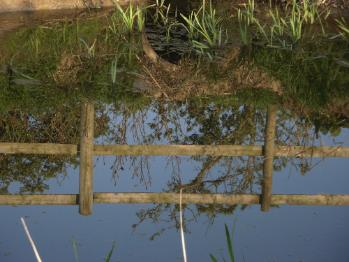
[0,1,349,261]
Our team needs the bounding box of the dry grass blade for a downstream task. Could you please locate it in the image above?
[20,217,43,262]
[180,188,188,262]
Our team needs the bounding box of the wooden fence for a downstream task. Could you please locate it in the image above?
[1,102,349,215]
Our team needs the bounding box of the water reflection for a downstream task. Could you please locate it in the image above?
[0,99,348,209]
[0,4,348,261]
[0,0,348,216]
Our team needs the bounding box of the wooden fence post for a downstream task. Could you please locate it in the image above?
[261,105,277,211]
[79,102,95,215]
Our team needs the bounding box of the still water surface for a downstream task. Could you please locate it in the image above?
[1,1,349,261]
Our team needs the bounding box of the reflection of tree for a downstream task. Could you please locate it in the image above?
[0,104,109,193]
[130,98,349,237]
[106,97,348,190]
[0,154,76,193]
[130,102,265,237]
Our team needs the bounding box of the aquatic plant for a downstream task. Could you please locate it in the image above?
[237,9,250,45]
[115,3,145,32]
[210,224,235,262]
[30,33,41,58]
[136,6,146,32]
[180,0,225,53]
[116,4,137,32]
[301,0,318,24]
[244,0,255,26]
[336,18,349,39]
[110,57,118,85]
[269,8,286,39]
[104,242,116,262]
[152,0,172,26]
[236,0,330,47]
[251,39,349,109]
[108,13,119,35]
[79,38,96,58]
[72,239,116,262]
[289,0,303,41]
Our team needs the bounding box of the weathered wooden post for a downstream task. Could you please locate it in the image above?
[79,101,95,215]
[261,105,277,211]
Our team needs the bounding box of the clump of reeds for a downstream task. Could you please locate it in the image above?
[336,17,349,39]
[112,3,145,33]
[180,0,227,56]
[237,0,328,48]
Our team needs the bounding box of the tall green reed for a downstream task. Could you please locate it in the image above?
[336,18,349,39]
[237,0,329,47]
[115,3,145,32]
[237,9,250,45]
[210,224,235,262]
[79,38,96,58]
[111,57,118,85]
[289,0,303,41]
[72,239,116,262]
[180,0,226,51]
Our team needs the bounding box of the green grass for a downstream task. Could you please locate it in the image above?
[110,57,118,85]
[152,0,172,26]
[289,0,303,41]
[303,0,318,23]
[0,14,145,111]
[180,0,226,56]
[236,0,329,47]
[251,39,349,110]
[72,239,116,262]
[210,224,235,262]
[237,9,250,45]
[136,6,146,32]
[336,17,349,39]
[79,38,96,58]
[115,3,145,32]
[243,0,255,26]
[104,242,116,262]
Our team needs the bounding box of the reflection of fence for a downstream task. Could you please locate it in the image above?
[1,102,349,215]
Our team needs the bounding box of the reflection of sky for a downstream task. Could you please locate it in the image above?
[1,109,349,261]
[1,205,349,261]
[2,148,349,261]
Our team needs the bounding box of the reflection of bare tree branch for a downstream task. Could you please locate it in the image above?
[180,156,222,192]
[2,97,346,236]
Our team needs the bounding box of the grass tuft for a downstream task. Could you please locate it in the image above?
[180,0,226,56]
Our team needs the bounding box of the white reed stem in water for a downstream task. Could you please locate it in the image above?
[179,188,188,262]
[20,217,43,262]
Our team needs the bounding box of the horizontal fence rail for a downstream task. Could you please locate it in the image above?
[1,143,349,158]
[1,193,349,206]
